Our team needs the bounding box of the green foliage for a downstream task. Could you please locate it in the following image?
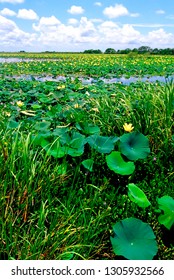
[0,53,174,260]
[127,183,151,208]
[111,218,158,260]
[119,132,150,161]
[157,196,174,230]
[84,49,102,54]
[104,48,116,54]
[87,135,118,154]
[106,151,135,175]
[81,159,94,172]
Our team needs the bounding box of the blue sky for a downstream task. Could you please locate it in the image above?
[0,0,174,51]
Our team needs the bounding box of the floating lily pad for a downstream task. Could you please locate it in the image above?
[111,217,158,260]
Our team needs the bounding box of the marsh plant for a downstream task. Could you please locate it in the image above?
[0,54,173,260]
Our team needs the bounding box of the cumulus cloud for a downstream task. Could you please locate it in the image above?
[17,9,39,20]
[0,15,36,49]
[32,16,98,49]
[0,8,16,16]
[67,5,84,15]
[98,21,141,44]
[0,0,24,3]
[1,11,174,52]
[145,28,174,45]
[33,16,61,32]
[68,18,79,25]
[103,4,129,18]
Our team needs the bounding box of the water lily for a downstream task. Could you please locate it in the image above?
[16,100,24,107]
[4,111,11,117]
[57,85,65,90]
[74,103,79,108]
[123,123,134,132]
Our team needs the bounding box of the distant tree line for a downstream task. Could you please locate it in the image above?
[83,46,174,55]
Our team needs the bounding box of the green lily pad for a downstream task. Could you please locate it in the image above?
[157,196,174,230]
[76,123,100,135]
[65,132,86,157]
[111,217,158,260]
[7,119,19,129]
[106,151,135,175]
[81,159,94,171]
[34,121,51,131]
[87,135,118,154]
[41,139,65,158]
[119,132,150,161]
[127,183,151,208]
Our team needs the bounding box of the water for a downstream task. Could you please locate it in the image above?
[0,57,173,85]
[10,74,173,85]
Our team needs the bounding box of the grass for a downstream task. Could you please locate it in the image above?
[0,55,174,260]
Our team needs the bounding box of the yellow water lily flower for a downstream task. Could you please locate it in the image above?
[4,112,11,117]
[57,85,66,90]
[123,123,134,132]
[74,103,79,108]
[16,101,24,107]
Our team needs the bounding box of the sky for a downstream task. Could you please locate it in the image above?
[0,0,174,52]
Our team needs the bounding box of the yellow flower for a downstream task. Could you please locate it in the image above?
[123,123,134,132]
[74,103,79,108]
[16,101,24,107]
[57,85,65,90]
[4,112,11,117]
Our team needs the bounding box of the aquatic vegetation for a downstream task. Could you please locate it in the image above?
[0,53,173,260]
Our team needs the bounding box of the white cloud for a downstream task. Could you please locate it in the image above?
[0,15,36,50]
[145,28,174,45]
[33,16,61,32]
[1,11,174,52]
[0,8,16,16]
[67,5,84,15]
[103,4,129,18]
[156,10,165,14]
[32,16,98,49]
[98,21,141,44]
[17,9,39,20]
[0,0,24,3]
[94,2,102,6]
[68,18,79,25]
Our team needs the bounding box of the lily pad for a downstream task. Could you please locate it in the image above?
[111,217,158,260]
[41,139,66,158]
[87,135,118,154]
[81,159,94,172]
[157,196,174,230]
[119,132,150,161]
[127,183,151,208]
[106,151,135,175]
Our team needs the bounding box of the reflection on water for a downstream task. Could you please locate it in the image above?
[10,74,173,85]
